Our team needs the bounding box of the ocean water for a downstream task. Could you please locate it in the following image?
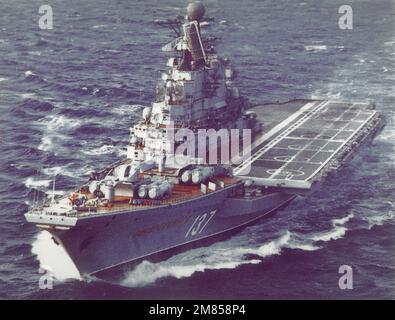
[0,0,394,299]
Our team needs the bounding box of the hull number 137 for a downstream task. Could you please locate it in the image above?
[185,210,216,238]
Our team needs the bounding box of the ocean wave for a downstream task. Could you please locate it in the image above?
[305,226,347,242]
[35,114,83,154]
[41,164,94,180]
[359,202,395,229]
[81,144,117,156]
[332,213,354,226]
[28,51,42,56]
[36,114,82,132]
[304,45,327,52]
[38,135,54,152]
[41,166,65,177]
[363,211,394,229]
[31,231,81,281]
[18,93,36,99]
[23,70,44,82]
[111,104,147,116]
[24,177,51,189]
[91,24,108,29]
[18,98,54,112]
[121,213,356,287]
[0,39,8,46]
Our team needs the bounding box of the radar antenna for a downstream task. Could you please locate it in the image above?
[155,17,184,37]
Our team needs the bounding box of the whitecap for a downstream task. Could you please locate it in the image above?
[121,231,317,287]
[111,104,147,116]
[120,214,357,287]
[38,135,53,152]
[28,51,42,56]
[41,166,64,176]
[362,210,394,229]
[301,213,354,242]
[24,177,51,189]
[24,70,36,77]
[305,226,347,242]
[36,114,82,131]
[19,93,36,99]
[304,45,328,52]
[82,144,116,156]
[92,25,107,29]
[332,213,354,226]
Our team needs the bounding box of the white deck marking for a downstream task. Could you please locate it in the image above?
[235,100,377,189]
[234,100,330,175]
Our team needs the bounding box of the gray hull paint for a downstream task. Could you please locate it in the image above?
[51,189,294,275]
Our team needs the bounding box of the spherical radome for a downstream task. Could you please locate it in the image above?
[187,2,205,21]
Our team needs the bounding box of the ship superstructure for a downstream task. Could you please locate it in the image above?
[25,2,383,276]
[127,3,257,168]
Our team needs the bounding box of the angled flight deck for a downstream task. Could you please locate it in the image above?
[234,100,381,190]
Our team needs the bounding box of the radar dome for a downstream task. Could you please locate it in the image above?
[187,2,205,21]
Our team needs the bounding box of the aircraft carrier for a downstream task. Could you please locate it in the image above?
[25,3,383,276]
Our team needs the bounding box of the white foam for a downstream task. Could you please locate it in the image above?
[38,135,53,152]
[37,114,81,131]
[41,166,64,176]
[363,209,394,229]
[24,177,51,188]
[306,226,347,242]
[121,215,356,287]
[35,115,82,154]
[28,51,42,56]
[365,214,394,228]
[112,104,146,116]
[41,164,94,180]
[332,213,354,226]
[92,24,107,29]
[31,231,81,281]
[19,93,36,99]
[82,144,116,156]
[24,70,36,77]
[121,252,261,288]
[0,77,7,82]
[304,45,328,52]
[121,231,320,287]
[251,231,291,257]
[303,213,354,242]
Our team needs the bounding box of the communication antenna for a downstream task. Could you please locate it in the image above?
[51,174,56,203]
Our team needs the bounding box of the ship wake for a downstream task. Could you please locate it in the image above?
[120,214,355,287]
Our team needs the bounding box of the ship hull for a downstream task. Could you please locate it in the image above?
[49,190,295,276]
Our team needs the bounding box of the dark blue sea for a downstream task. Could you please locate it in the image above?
[0,0,394,299]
